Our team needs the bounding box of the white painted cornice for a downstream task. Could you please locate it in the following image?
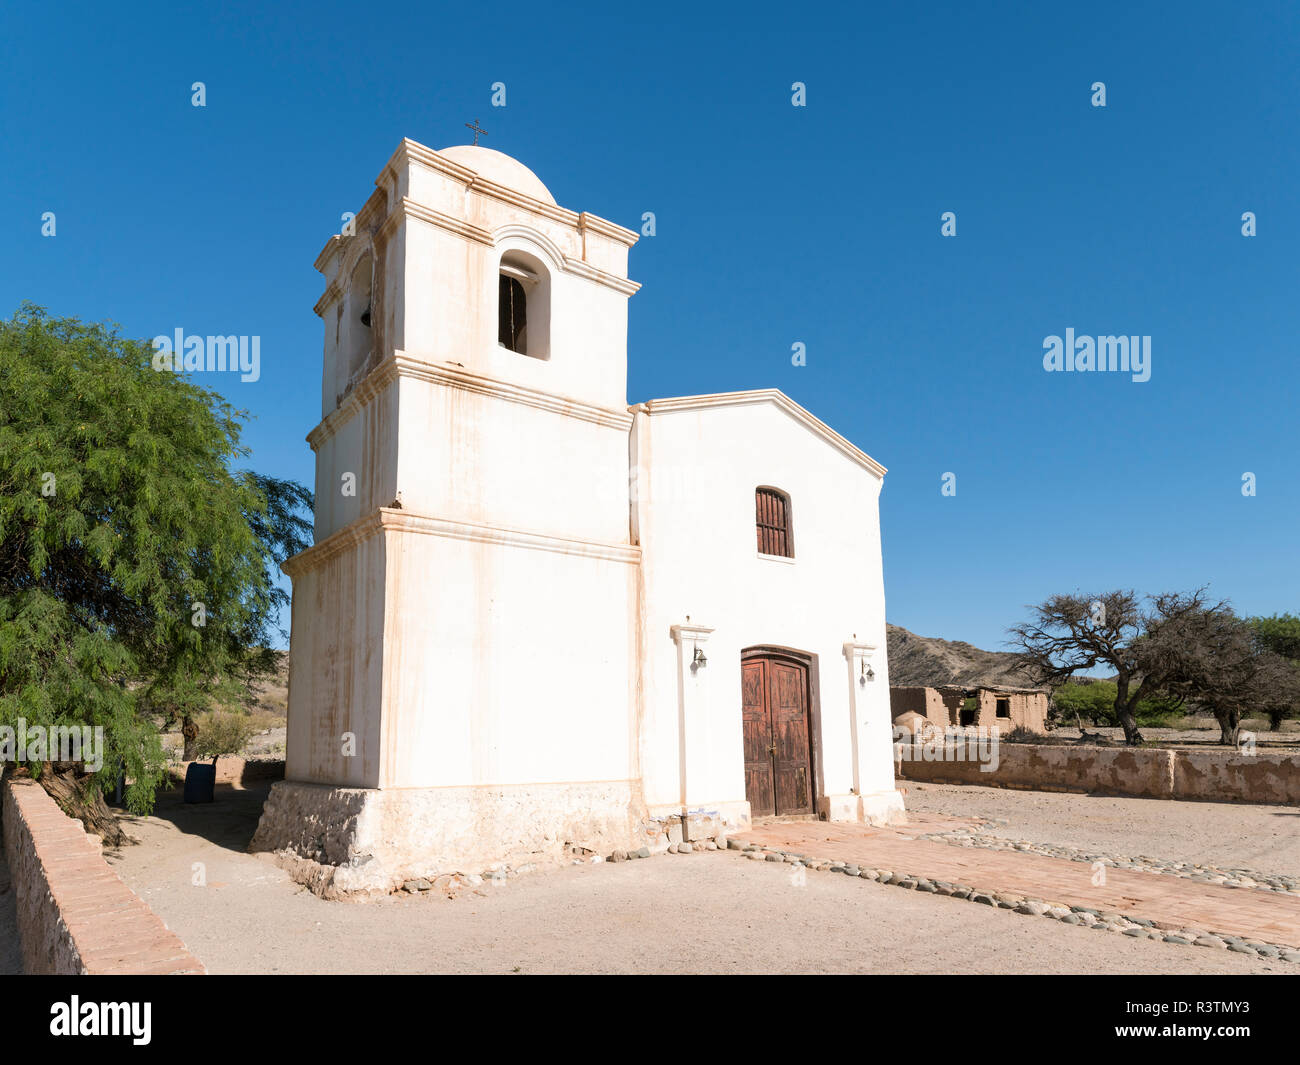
[389,354,634,430]
[378,198,493,247]
[670,623,716,644]
[306,355,401,450]
[379,509,640,564]
[314,191,387,275]
[313,278,342,318]
[369,197,640,296]
[578,211,638,248]
[306,351,633,450]
[637,390,887,478]
[283,506,640,577]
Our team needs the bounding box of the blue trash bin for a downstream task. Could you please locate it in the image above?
[183,761,216,804]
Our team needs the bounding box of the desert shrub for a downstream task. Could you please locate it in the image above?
[247,709,286,733]
[1003,724,1051,744]
[191,710,255,761]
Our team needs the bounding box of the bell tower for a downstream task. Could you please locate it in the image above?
[252,139,646,895]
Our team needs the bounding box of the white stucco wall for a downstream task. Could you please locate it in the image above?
[377,517,640,790]
[284,528,388,788]
[393,375,631,545]
[632,394,901,824]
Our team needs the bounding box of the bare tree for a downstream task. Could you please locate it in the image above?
[1008,589,1212,746]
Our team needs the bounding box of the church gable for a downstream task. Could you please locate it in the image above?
[637,389,886,480]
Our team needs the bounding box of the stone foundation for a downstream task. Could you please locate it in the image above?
[860,788,908,824]
[249,778,646,897]
[821,789,907,825]
[642,800,752,849]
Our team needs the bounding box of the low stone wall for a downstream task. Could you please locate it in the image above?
[896,742,1300,805]
[1173,750,1300,805]
[1,776,205,974]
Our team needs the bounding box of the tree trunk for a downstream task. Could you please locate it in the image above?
[39,765,127,846]
[1213,708,1239,746]
[1114,680,1144,745]
[182,714,199,761]
[1116,707,1144,745]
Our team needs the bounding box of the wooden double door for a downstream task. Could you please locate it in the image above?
[741,651,814,817]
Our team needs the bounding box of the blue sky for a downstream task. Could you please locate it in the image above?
[2,1,1296,651]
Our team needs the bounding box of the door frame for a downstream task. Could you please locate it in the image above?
[740,645,824,819]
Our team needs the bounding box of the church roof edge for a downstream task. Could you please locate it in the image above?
[634,389,887,478]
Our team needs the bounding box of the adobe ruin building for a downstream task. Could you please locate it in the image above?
[890,684,1049,733]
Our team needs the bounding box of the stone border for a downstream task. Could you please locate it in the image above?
[1,776,205,974]
[721,839,1300,964]
[919,826,1300,895]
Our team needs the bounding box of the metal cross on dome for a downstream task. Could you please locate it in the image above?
[465,118,488,145]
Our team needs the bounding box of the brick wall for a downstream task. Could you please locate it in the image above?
[1,776,204,974]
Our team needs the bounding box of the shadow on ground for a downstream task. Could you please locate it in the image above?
[113,782,272,858]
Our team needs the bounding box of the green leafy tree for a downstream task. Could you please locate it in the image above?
[0,305,311,811]
[1249,613,1300,661]
[1247,614,1300,729]
[1051,679,1119,727]
[1050,680,1184,729]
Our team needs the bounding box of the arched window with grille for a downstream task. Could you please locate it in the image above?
[498,274,527,353]
[345,253,373,381]
[497,249,550,359]
[755,487,793,558]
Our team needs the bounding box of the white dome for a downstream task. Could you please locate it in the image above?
[437,145,555,205]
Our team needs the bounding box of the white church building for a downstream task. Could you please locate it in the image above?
[251,138,905,894]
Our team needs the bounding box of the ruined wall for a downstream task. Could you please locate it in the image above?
[976,690,1048,732]
[939,689,965,725]
[890,686,951,724]
[891,686,1048,732]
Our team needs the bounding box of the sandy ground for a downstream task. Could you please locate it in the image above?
[103,784,1294,975]
[903,782,1300,875]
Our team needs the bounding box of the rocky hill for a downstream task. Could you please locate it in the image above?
[885,623,1038,689]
